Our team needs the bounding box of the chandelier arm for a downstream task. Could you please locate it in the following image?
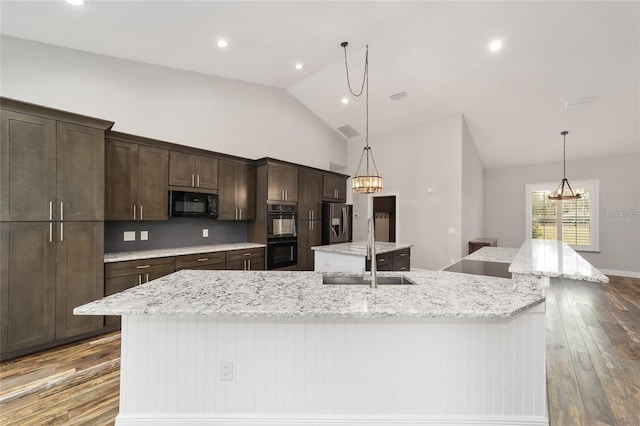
[353,145,368,176]
[367,147,381,176]
[342,43,367,98]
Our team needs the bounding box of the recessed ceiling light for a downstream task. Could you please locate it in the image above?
[489,39,502,52]
[65,0,84,5]
[341,97,349,104]
[217,40,229,48]
[295,63,304,70]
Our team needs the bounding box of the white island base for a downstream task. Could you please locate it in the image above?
[116,308,547,426]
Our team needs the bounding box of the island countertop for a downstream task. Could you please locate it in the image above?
[74,269,543,319]
[311,241,413,256]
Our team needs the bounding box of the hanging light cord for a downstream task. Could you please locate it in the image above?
[562,132,567,179]
[342,43,379,177]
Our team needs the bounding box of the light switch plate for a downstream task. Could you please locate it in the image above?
[203,228,209,238]
[140,231,148,241]
[123,231,136,241]
[448,227,456,235]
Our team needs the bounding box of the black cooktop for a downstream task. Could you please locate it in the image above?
[442,259,512,279]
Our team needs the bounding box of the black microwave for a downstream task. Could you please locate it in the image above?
[169,191,218,219]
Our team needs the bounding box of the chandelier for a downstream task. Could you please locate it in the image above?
[548,131,581,201]
[341,41,383,194]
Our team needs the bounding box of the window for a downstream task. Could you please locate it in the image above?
[525,180,599,252]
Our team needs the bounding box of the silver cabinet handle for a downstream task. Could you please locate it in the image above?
[145,273,150,282]
[197,258,208,262]
[138,275,142,285]
[248,259,251,270]
[49,223,52,242]
[60,222,63,242]
[49,201,53,221]
[290,246,294,259]
[243,252,251,256]
[239,209,242,220]
[191,174,195,187]
[133,205,136,220]
[197,175,200,187]
[60,202,64,221]
[140,205,143,220]
[136,265,151,269]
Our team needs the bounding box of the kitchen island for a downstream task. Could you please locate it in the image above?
[312,241,413,272]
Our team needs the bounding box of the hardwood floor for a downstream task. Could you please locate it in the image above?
[1,275,639,425]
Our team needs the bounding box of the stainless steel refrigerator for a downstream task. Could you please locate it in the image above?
[322,203,352,245]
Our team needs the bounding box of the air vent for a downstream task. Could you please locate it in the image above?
[390,91,408,101]
[565,95,597,108]
[337,124,360,138]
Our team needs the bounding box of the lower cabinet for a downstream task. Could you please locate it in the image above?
[175,252,225,271]
[226,248,265,271]
[0,221,104,361]
[366,248,411,272]
[297,220,322,271]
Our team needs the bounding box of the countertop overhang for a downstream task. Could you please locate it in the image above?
[104,242,266,263]
[75,269,543,319]
[311,241,413,256]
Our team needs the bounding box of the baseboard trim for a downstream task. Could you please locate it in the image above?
[116,413,549,426]
[600,269,640,278]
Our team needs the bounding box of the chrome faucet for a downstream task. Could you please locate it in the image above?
[365,216,378,288]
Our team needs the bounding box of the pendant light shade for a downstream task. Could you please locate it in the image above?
[548,131,581,201]
[341,42,383,194]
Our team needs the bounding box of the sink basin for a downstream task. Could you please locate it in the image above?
[322,274,415,285]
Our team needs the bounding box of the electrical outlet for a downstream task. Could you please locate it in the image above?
[123,231,136,241]
[203,228,209,238]
[448,227,456,235]
[220,361,233,381]
[140,231,148,241]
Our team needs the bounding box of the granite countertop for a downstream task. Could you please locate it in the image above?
[463,247,520,263]
[74,269,543,319]
[509,239,608,283]
[104,242,266,263]
[311,241,413,256]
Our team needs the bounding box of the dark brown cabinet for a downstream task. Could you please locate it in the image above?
[267,164,298,202]
[297,170,323,271]
[366,247,411,272]
[1,111,105,222]
[218,160,255,220]
[322,173,347,202]
[226,247,265,270]
[175,252,225,270]
[105,137,168,221]
[169,151,218,191]
[297,219,322,271]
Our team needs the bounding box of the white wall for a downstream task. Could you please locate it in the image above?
[461,116,485,256]
[348,115,464,270]
[485,154,640,274]
[0,36,347,170]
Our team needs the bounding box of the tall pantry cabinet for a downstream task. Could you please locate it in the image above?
[0,98,113,360]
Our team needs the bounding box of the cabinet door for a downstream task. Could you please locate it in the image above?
[297,220,322,271]
[236,162,255,220]
[298,170,323,221]
[195,156,219,190]
[217,159,239,220]
[168,151,196,188]
[138,146,168,221]
[55,222,104,339]
[105,139,138,221]
[322,174,347,202]
[267,165,284,201]
[281,166,298,202]
[225,259,247,270]
[1,222,56,356]
[57,122,104,221]
[248,256,265,271]
[0,110,56,221]
[104,274,140,326]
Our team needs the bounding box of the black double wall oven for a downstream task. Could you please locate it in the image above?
[266,202,297,269]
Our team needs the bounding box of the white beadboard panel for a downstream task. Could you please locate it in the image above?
[119,308,547,422]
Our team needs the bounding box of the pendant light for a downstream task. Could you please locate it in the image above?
[548,131,581,201]
[341,41,383,194]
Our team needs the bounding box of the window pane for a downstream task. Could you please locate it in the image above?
[531,190,556,240]
[561,189,591,246]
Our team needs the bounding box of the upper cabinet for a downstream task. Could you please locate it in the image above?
[322,173,348,202]
[168,151,218,192]
[218,159,255,221]
[267,164,298,202]
[105,133,168,221]
[298,170,323,221]
[1,103,112,222]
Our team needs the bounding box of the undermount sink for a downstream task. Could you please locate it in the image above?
[322,274,415,285]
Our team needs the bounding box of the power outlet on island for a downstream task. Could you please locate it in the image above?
[220,361,233,381]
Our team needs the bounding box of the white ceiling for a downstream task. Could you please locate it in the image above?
[1,1,638,169]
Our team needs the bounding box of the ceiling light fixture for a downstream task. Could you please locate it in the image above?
[65,0,84,5]
[341,41,382,194]
[341,97,349,104]
[548,131,581,201]
[489,39,502,52]
[217,40,229,48]
[295,63,304,70]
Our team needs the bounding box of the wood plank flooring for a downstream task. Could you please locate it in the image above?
[1,275,639,425]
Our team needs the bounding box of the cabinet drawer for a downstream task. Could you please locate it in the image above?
[393,258,410,272]
[393,248,411,261]
[105,257,175,278]
[375,253,393,267]
[175,252,225,270]
[226,248,264,262]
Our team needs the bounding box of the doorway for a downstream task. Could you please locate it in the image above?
[372,195,397,242]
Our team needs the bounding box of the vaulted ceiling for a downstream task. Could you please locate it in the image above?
[1,1,638,169]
